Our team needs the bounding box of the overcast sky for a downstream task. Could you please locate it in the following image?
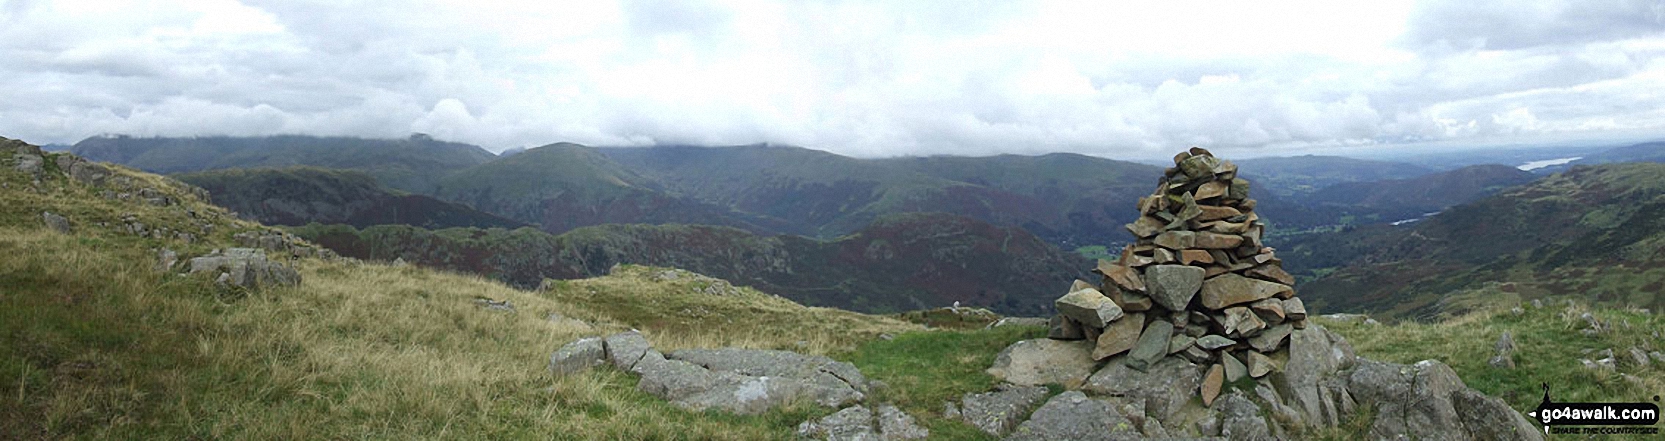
[2,0,1663,157]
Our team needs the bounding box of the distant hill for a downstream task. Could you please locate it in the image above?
[598,145,1162,248]
[175,167,523,230]
[291,211,1092,316]
[69,134,496,193]
[433,143,771,234]
[1235,155,1435,198]
[1574,141,1665,165]
[1283,163,1665,320]
[1305,164,1537,223]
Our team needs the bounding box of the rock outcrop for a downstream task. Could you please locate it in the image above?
[187,248,302,290]
[557,330,924,437]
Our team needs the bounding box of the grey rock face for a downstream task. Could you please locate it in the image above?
[1268,324,1356,427]
[1344,358,1542,441]
[1005,391,1142,441]
[14,154,43,178]
[875,404,928,440]
[796,405,878,441]
[549,337,605,376]
[669,348,868,407]
[1143,265,1205,311]
[1453,388,1545,441]
[987,339,1097,388]
[603,331,652,371]
[187,248,300,290]
[1216,392,1275,441]
[68,160,111,186]
[42,212,70,233]
[1084,356,1201,422]
[958,384,1048,436]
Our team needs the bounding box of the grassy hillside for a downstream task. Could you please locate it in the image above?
[1286,163,1665,320]
[10,136,1664,439]
[69,134,496,193]
[175,166,524,230]
[288,211,1092,316]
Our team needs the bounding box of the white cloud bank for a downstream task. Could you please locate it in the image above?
[1,0,1663,157]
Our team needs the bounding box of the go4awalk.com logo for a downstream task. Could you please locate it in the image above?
[1531,383,1661,436]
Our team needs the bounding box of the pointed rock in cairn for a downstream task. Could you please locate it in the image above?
[1045,147,1307,396]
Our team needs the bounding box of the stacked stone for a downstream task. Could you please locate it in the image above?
[1046,147,1307,406]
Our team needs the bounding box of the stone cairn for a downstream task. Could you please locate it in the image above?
[1047,147,1306,406]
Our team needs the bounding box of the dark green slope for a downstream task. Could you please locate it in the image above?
[600,145,1165,247]
[434,143,769,234]
[1284,163,1665,320]
[69,134,496,193]
[290,211,1092,316]
[1235,155,1435,198]
[1304,164,1537,223]
[174,167,523,230]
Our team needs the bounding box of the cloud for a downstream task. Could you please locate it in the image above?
[2,0,1664,158]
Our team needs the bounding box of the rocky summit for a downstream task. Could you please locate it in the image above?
[987,148,1542,440]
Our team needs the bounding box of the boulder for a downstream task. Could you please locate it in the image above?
[958,384,1048,436]
[875,404,928,440]
[1125,320,1175,372]
[1452,388,1545,441]
[1093,312,1144,360]
[795,405,877,440]
[42,212,70,233]
[1143,265,1204,311]
[987,339,1097,388]
[603,331,653,371]
[1199,274,1290,309]
[13,153,43,178]
[68,161,111,186]
[1005,391,1142,441]
[1084,356,1201,422]
[549,337,605,376]
[1216,391,1275,441]
[1056,287,1124,329]
[669,348,868,407]
[1267,325,1356,428]
[1178,249,1213,265]
[1196,205,1242,222]
[187,248,300,290]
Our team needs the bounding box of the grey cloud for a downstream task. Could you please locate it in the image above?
[1403,0,1665,50]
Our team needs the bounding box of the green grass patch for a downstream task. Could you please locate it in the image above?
[841,325,1046,440]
